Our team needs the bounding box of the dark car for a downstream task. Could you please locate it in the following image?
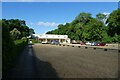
[51,40,59,45]
[96,42,106,46]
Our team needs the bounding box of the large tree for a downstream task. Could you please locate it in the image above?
[10,28,21,40]
[46,10,119,43]
[2,19,35,38]
[29,28,35,34]
[75,12,92,24]
[106,9,120,37]
[96,13,107,23]
[87,19,106,41]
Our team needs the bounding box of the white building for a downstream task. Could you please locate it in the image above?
[32,34,71,44]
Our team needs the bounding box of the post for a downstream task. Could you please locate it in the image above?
[59,39,61,44]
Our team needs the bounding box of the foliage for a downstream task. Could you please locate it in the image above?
[2,19,35,40]
[75,12,92,24]
[96,13,107,22]
[102,33,112,43]
[111,33,120,43]
[2,20,15,56]
[86,19,106,42]
[106,9,120,37]
[2,19,31,75]
[46,10,120,43]
[29,28,35,34]
[10,28,21,40]
[3,39,27,74]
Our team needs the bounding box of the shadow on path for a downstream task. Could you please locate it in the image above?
[2,44,60,79]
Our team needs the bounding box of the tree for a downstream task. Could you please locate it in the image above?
[29,28,35,34]
[46,11,119,43]
[96,13,107,23]
[10,28,21,40]
[106,9,120,37]
[2,20,15,55]
[75,12,92,24]
[2,19,35,38]
[88,19,106,41]
[57,24,65,34]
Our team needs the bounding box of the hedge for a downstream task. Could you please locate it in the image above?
[2,39,28,76]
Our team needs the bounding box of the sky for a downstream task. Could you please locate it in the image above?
[2,2,118,34]
[1,0,120,2]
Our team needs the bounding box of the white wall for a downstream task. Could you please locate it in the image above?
[32,34,71,43]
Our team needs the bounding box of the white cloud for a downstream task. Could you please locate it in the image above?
[37,21,59,27]
[103,12,110,16]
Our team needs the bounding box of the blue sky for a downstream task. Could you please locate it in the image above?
[2,0,120,2]
[2,2,118,34]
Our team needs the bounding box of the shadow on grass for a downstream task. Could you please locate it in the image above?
[2,44,60,79]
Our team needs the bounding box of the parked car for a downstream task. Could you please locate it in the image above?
[80,42,85,45]
[91,42,97,46]
[72,40,78,44]
[85,42,91,45]
[42,42,47,44]
[51,40,59,45]
[96,42,106,46]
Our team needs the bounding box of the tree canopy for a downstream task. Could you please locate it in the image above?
[106,9,120,37]
[2,19,35,40]
[46,9,120,43]
[96,13,107,22]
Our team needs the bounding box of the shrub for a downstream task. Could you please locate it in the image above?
[2,39,27,76]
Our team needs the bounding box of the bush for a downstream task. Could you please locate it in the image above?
[2,19,29,76]
[2,20,15,74]
[2,39,27,75]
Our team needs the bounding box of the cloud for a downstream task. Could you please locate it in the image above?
[37,21,60,27]
[103,12,110,15]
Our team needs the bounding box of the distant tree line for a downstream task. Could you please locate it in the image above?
[46,9,120,43]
